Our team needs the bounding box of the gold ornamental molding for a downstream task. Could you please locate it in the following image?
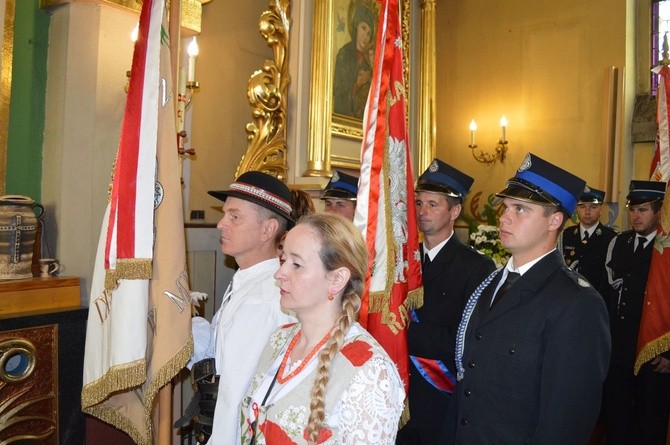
[0,0,15,195]
[40,0,205,34]
[418,0,436,173]
[236,0,290,180]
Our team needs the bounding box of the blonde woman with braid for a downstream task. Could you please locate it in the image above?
[240,213,405,444]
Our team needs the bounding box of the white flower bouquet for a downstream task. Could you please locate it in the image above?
[469,224,511,268]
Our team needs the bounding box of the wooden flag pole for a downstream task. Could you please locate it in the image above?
[157,0,182,443]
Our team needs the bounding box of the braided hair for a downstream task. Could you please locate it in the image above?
[295,213,367,443]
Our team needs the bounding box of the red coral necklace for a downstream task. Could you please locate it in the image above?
[277,330,331,384]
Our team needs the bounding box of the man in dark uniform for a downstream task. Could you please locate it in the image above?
[443,153,611,444]
[601,180,670,445]
[320,170,358,221]
[397,158,495,444]
[558,186,617,290]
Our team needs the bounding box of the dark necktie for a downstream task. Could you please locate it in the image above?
[491,271,520,308]
[423,254,431,268]
[582,231,590,243]
[635,236,647,255]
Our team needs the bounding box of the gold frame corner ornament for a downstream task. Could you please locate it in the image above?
[236,0,291,180]
[237,0,435,181]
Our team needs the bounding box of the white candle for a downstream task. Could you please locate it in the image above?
[130,22,139,43]
[500,115,508,142]
[187,37,199,82]
[469,119,477,146]
[177,67,187,133]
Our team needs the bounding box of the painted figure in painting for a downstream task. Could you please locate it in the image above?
[333,0,377,120]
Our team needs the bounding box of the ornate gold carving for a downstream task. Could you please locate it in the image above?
[418,0,436,173]
[331,114,364,140]
[39,0,203,34]
[0,325,57,443]
[236,0,291,180]
[0,0,15,196]
[0,339,36,383]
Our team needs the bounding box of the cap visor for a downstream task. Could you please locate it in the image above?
[415,183,461,199]
[495,184,556,207]
[208,190,228,202]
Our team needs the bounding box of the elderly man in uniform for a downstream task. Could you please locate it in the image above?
[601,180,670,445]
[443,153,611,445]
[558,186,617,290]
[320,170,359,221]
[183,171,295,444]
[396,159,495,444]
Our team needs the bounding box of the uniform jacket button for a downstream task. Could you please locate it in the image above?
[464,389,472,397]
[467,360,475,368]
[509,348,515,354]
[475,333,482,340]
[461,417,469,426]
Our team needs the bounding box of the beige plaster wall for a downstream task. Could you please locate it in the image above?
[187,0,271,224]
[435,0,633,228]
[42,3,136,302]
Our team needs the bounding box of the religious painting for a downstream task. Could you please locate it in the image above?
[331,0,380,141]
[306,0,414,173]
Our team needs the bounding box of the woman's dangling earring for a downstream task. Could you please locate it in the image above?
[327,293,334,301]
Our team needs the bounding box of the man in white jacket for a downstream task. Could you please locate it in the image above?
[188,171,295,444]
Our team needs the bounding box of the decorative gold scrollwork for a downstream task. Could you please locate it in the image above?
[0,339,36,384]
[236,0,290,180]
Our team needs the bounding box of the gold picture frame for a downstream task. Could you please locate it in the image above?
[304,0,413,177]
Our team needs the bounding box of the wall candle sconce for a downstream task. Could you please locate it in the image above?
[179,37,200,157]
[468,116,509,164]
[125,24,200,160]
[186,37,199,88]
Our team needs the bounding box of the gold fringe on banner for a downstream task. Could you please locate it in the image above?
[104,258,153,289]
[634,333,670,375]
[81,359,147,409]
[82,340,194,445]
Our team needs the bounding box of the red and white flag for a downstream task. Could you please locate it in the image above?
[634,64,670,374]
[81,0,192,442]
[354,0,423,400]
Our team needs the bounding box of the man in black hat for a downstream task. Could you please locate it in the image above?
[320,170,359,221]
[443,153,610,444]
[558,186,617,291]
[397,159,495,445]
[601,180,670,445]
[186,171,295,444]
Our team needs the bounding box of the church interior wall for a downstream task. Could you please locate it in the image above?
[1,0,662,301]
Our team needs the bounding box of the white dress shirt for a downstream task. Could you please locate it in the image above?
[191,257,294,444]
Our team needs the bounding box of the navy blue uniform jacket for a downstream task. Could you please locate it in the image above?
[558,222,617,292]
[445,250,611,444]
[405,234,495,430]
